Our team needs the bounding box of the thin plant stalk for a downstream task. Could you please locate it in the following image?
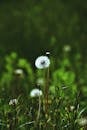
[36,93,41,121]
[34,94,41,129]
[45,67,50,115]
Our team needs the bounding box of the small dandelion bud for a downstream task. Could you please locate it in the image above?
[36,78,44,86]
[63,45,71,52]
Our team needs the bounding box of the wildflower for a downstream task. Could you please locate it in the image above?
[35,56,50,69]
[77,117,87,126]
[30,89,43,97]
[63,45,71,52]
[14,69,23,75]
[9,99,18,106]
[70,105,75,111]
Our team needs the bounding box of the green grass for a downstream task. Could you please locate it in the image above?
[0,52,87,130]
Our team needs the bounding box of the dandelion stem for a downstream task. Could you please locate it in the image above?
[45,67,49,115]
[36,93,41,121]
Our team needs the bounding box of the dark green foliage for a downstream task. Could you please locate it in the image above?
[0,52,34,99]
[0,0,87,59]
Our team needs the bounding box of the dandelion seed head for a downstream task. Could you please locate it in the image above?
[14,69,23,75]
[30,88,43,97]
[35,56,50,69]
[78,117,87,126]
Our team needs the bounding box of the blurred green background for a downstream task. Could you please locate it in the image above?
[0,0,87,59]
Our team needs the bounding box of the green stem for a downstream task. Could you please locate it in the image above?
[45,67,50,115]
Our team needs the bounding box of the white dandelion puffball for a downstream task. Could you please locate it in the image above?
[30,89,43,97]
[35,56,50,69]
[9,99,18,106]
[14,69,23,75]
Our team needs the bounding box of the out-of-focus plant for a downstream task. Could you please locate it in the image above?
[50,57,77,100]
[0,52,34,99]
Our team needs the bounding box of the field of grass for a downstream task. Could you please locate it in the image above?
[0,49,87,130]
